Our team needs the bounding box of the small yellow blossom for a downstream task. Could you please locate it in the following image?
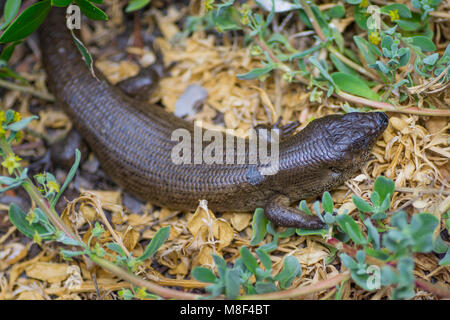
[369,31,381,45]
[240,3,251,25]
[135,287,148,300]
[250,45,262,56]
[26,210,37,225]
[204,0,214,12]
[15,130,23,142]
[1,154,21,175]
[33,231,42,246]
[359,0,369,8]
[12,111,21,123]
[388,9,400,22]
[47,180,60,194]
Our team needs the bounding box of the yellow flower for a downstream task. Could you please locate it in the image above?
[1,154,21,175]
[15,130,23,142]
[26,210,36,225]
[388,9,400,22]
[204,0,214,12]
[0,111,5,124]
[12,111,21,123]
[369,31,381,45]
[240,3,251,25]
[135,287,148,300]
[33,231,42,246]
[359,0,369,8]
[47,180,60,194]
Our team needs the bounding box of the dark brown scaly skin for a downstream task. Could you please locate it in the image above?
[38,10,388,229]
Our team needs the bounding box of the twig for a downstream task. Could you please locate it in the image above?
[298,0,326,42]
[89,255,203,300]
[336,90,450,116]
[0,79,55,101]
[239,271,351,300]
[395,186,450,196]
[328,45,379,81]
[415,278,450,298]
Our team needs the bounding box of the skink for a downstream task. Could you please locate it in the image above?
[38,9,388,229]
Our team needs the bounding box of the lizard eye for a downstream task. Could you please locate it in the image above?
[329,166,342,177]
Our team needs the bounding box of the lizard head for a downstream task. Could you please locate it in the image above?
[315,111,389,175]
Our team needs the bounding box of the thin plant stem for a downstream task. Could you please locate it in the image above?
[239,271,351,300]
[0,79,55,101]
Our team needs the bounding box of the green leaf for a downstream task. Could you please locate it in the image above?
[345,0,361,4]
[381,35,393,51]
[352,195,374,213]
[70,30,98,79]
[322,191,333,214]
[433,235,448,254]
[237,65,274,80]
[51,149,81,208]
[254,281,277,293]
[439,247,450,266]
[125,0,151,12]
[91,221,105,237]
[213,6,241,32]
[274,256,301,289]
[381,265,398,286]
[423,53,439,65]
[365,247,390,261]
[137,226,170,261]
[295,227,328,236]
[339,253,357,269]
[0,0,51,43]
[255,248,272,270]
[55,230,81,246]
[396,19,421,31]
[373,176,395,204]
[326,5,345,18]
[51,0,72,6]
[392,257,415,299]
[61,249,85,260]
[0,0,22,30]
[309,56,335,85]
[0,41,20,62]
[8,203,53,239]
[250,208,268,245]
[7,115,38,131]
[336,214,367,245]
[192,267,218,283]
[329,53,359,77]
[240,246,259,274]
[380,4,412,18]
[0,175,19,185]
[331,72,380,101]
[353,5,368,30]
[299,200,313,215]
[409,213,439,253]
[212,254,228,279]
[353,36,379,65]
[224,268,241,299]
[106,242,127,257]
[364,218,380,249]
[410,36,436,52]
[74,0,108,20]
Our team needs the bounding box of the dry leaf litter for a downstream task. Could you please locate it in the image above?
[0,0,448,300]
